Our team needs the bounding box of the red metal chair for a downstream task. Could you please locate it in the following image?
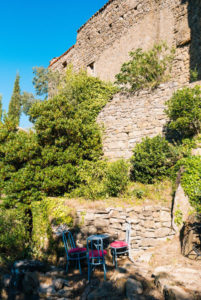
[110,222,131,268]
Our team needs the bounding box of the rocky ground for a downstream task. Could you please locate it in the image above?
[0,235,200,300]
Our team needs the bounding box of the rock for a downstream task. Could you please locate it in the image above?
[181,213,201,258]
[22,272,39,295]
[12,259,47,273]
[137,252,152,263]
[126,278,143,299]
[53,278,65,290]
[87,281,115,300]
[2,274,11,288]
[115,277,127,294]
[163,285,194,300]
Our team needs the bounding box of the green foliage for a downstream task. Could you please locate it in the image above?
[104,159,129,196]
[8,74,21,125]
[165,86,201,140]
[32,66,62,99]
[175,156,201,211]
[115,42,174,92]
[29,68,117,195]
[0,208,29,262]
[21,91,41,116]
[69,160,107,199]
[31,198,74,258]
[0,118,42,208]
[190,67,198,82]
[174,207,183,226]
[131,135,177,184]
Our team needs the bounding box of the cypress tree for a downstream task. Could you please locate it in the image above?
[8,74,21,125]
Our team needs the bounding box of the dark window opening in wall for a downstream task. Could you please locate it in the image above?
[87,62,95,76]
[109,23,112,28]
[98,30,101,34]
[62,61,67,68]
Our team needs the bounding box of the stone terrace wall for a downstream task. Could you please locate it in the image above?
[97,80,201,160]
[49,0,199,85]
[75,205,175,255]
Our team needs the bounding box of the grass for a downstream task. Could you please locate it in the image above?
[55,179,173,210]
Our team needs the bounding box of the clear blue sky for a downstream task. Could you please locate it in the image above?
[0,0,108,128]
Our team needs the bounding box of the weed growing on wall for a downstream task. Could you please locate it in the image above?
[115,42,175,92]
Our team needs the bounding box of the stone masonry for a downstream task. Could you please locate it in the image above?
[49,0,201,160]
[49,0,200,85]
[97,80,201,160]
[75,205,175,255]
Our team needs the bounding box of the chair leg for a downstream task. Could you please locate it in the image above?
[115,249,118,269]
[78,259,82,274]
[88,262,91,282]
[66,260,69,273]
[103,261,107,280]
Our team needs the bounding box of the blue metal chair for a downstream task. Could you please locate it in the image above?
[87,235,107,281]
[62,230,87,274]
[110,222,131,268]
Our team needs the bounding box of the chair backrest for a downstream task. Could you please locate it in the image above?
[62,231,76,257]
[87,236,104,262]
[125,222,131,246]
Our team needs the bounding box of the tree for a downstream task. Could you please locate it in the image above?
[165,86,201,140]
[29,67,117,195]
[8,74,21,125]
[0,95,3,122]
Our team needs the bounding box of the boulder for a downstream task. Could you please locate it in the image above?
[22,272,39,295]
[125,278,143,299]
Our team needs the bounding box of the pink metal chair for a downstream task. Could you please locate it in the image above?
[62,230,87,274]
[110,222,131,268]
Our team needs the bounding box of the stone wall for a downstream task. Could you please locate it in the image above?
[97,80,201,160]
[75,205,175,255]
[49,0,201,85]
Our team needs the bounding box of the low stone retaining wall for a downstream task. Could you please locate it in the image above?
[75,205,175,254]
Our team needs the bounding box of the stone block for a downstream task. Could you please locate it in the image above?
[140,238,157,247]
[143,220,155,228]
[155,227,171,238]
[110,222,122,230]
[143,231,156,238]
[94,218,109,228]
[160,211,171,222]
[109,210,120,218]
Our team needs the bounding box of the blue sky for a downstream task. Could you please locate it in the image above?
[0,0,108,128]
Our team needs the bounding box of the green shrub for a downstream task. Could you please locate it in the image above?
[165,86,201,140]
[104,159,129,196]
[130,135,177,184]
[115,42,174,92]
[174,156,201,211]
[68,160,107,199]
[0,208,29,262]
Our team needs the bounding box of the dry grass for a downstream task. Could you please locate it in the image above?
[49,179,173,210]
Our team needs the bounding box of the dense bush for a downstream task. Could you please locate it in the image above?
[165,86,201,140]
[115,43,174,92]
[0,208,29,262]
[130,135,177,184]
[104,159,129,196]
[69,160,107,199]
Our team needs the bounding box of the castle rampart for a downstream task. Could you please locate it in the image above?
[49,0,201,160]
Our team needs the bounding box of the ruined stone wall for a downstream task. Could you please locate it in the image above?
[97,80,201,160]
[49,0,196,85]
[75,205,174,255]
